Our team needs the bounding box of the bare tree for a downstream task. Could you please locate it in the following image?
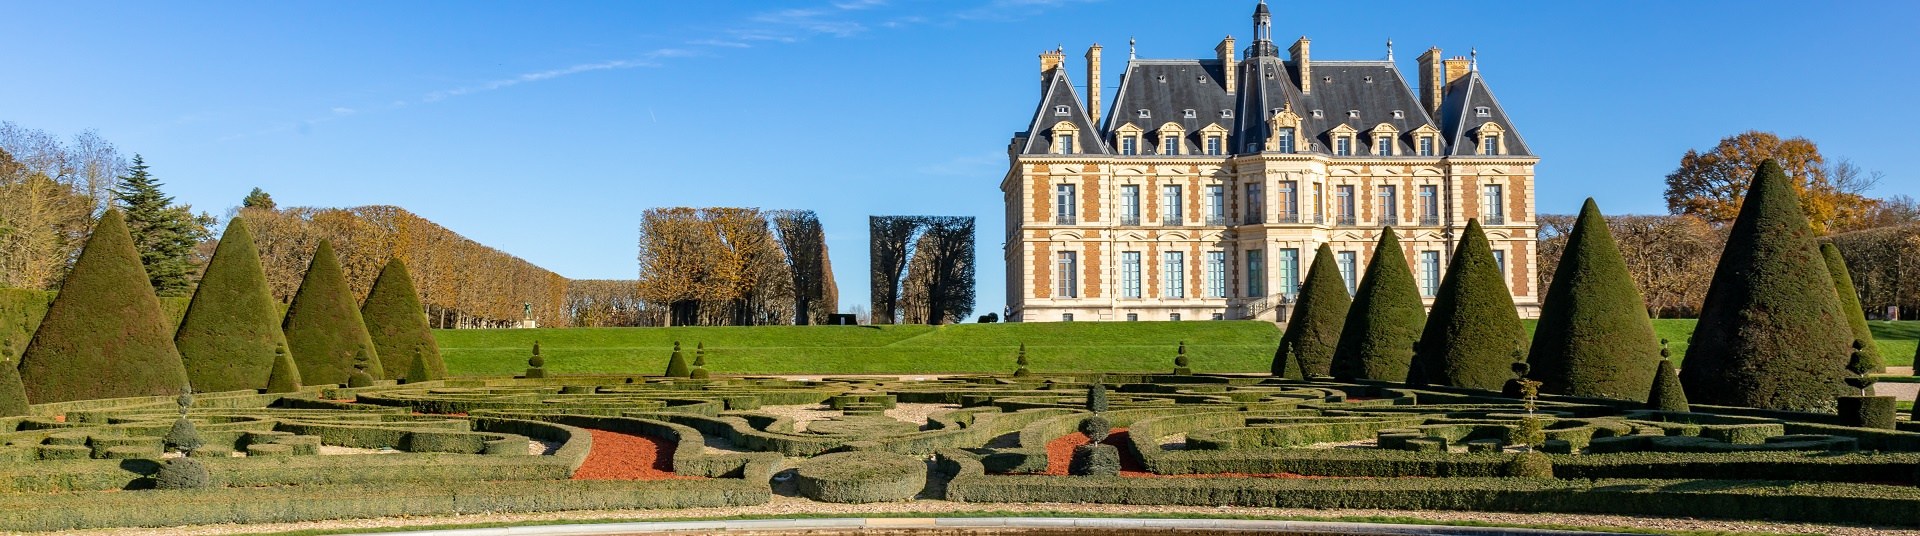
[869,216,924,325]
[918,216,976,325]
[772,210,828,325]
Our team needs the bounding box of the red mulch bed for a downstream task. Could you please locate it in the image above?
[571,429,705,481]
[1009,428,1346,479]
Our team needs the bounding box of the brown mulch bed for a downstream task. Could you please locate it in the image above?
[1012,428,1352,479]
[570,429,705,481]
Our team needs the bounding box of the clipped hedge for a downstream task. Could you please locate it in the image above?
[795,451,927,503]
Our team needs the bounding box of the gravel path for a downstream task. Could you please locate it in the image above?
[49,499,1919,536]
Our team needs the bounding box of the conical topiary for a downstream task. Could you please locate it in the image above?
[1526,199,1663,401]
[1013,343,1032,377]
[664,341,691,378]
[525,341,547,378]
[175,218,286,393]
[282,240,383,386]
[264,344,302,394]
[1822,243,1882,373]
[404,345,433,383]
[1275,244,1351,377]
[1648,342,1689,412]
[1278,347,1304,380]
[346,349,375,388]
[1173,341,1191,375]
[1679,160,1854,411]
[1085,377,1109,413]
[18,209,190,403]
[0,338,28,416]
[690,343,710,379]
[1410,219,1527,391]
[1330,228,1427,382]
[361,257,445,381]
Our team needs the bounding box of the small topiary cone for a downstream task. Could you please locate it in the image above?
[1648,355,1689,412]
[265,345,302,394]
[525,341,548,378]
[0,338,28,417]
[346,349,375,387]
[1013,343,1032,377]
[403,345,432,383]
[1085,379,1109,413]
[665,341,691,378]
[1173,341,1192,375]
[1280,347,1304,380]
[689,342,710,379]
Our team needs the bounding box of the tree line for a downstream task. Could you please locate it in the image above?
[634,208,837,327]
[870,216,975,325]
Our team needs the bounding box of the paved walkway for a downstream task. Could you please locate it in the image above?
[370,517,1637,535]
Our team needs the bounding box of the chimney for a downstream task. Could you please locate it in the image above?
[1444,56,1472,86]
[1085,44,1103,125]
[1289,37,1311,93]
[1216,36,1237,92]
[1418,47,1443,117]
[1039,47,1066,95]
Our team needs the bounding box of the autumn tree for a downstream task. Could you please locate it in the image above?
[772,210,829,325]
[242,187,276,210]
[1663,131,1877,234]
[869,216,925,324]
[0,123,123,291]
[1828,224,1920,319]
[915,217,976,325]
[638,208,716,326]
[1538,213,1725,317]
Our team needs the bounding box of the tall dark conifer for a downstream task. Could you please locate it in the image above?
[1275,244,1351,377]
[1410,219,1527,391]
[18,210,190,403]
[361,258,444,380]
[282,240,383,385]
[175,218,286,392]
[1821,243,1881,373]
[112,155,209,297]
[1679,160,1853,411]
[1527,199,1662,400]
[1330,228,1427,382]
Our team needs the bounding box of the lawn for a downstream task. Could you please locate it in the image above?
[434,319,1920,376]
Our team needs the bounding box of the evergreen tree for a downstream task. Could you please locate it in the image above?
[404,346,433,383]
[360,257,444,380]
[18,210,190,403]
[174,218,286,392]
[265,344,301,393]
[1410,219,1527,391]
[1648,349,1690,412]
[1527,199,1663,400]
[1274,244,1351,377]
[1821,243,1881,373]
[665,341,691,377]
[1679,160,1854,411]
[112,155,210,297]
[0,338,28,416]
[241,187,276,210]
[282,240,383,386]
[1330,228,1427,382]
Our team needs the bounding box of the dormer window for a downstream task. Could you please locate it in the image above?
[1220,110,1233,118]
[1347,110,1360,119]
[1311,109,1324,118]
[1115,124,1144,156]
[1419,136,1436,156]
[1474,123,1506,156]
[1327,124,1358,157]
[1408,124,1442,157]
[1481,135,1498,155]
[1334,137,1352,156]
[1057,134,1075,154]
[1055,105,1069,116]
[1138,109,1151,118]
[1163,136,1180,155]
[1198,124,1228,156]
[1183,109,1197,118]
[1050,121,1081,155]
[1205,137,1222,155]
[1157,122,1187,156]
[1475,106,1491,117]
[1376,135,1394,156]
[1275,128,1295,153]
[1392,110,1405,119]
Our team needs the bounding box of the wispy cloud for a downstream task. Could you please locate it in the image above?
[953,0,1100,21]
[421,50,691,103]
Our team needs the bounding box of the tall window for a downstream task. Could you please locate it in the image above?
[1164,251,1186,299]
[1121,252,1142,299]
[1057,251,1079,298]
[1247,249,1266,297]
[1377,185,1398,224]
[1244,183,1265,225]
[1277,248,1299,297]
[1056,134,1074,154]
[1483,184,1505,225]
[1337,251,1358,296]
[1056,184,1077,225]
[1376,136,1394,156]
[1334,137,1352,156]
[1120,136,1137,155]
[1162,185,1183,225]
[1276,181,1297,222]
[1207,185,1226,225]
[1205,251,1227,298]
[1312,182,1324,224]
[1419,136,1435,156]
[1120,185,1140,226]
[1205,136,1222,155]
[1418,185,1438,225]
[1492,249,1507,281]
[1419,251,1440,298]
[1163,136,1180,155]
[1276,128,1295,153]
[1481,135,1498,155]
[1335,185,1355,225]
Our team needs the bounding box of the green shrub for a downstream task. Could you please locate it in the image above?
[264,345,301,394]
[360,257,444,381]
[1069,443,1120,476]
[1504,451,1553,477]
[1527,200,1661,401]
[1411,220,1527,391]
[0,337,27,417]
[17,210,190,404]
[1330,228,1426,382]
[1085,381,1108,413]
[664,342,690,378]
[282,240,383,386]
[1838,396,1895,429]
[1680,160,1853,411]
[174,218,286,393]
[1647,358,1689,412]
[153,457,213,490]
[164,417,204,453]
[1013,343,1031,377]
[525,341,547,378]
[1276,244,1350,377]
[1079,414,1111,443]
[1822,243,1881,372]
[794,451,925,503]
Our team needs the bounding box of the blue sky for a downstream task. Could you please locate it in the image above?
[3,0,1916,317]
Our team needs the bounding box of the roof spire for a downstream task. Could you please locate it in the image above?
[1129,36,1136,60]
[1247,1,1277,57]
[1386,38,1394,62]
[1469,48,1478,71]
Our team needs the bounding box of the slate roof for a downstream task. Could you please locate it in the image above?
[1017,40,1532,158]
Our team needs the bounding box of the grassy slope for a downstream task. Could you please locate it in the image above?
[436,319,1920,376]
